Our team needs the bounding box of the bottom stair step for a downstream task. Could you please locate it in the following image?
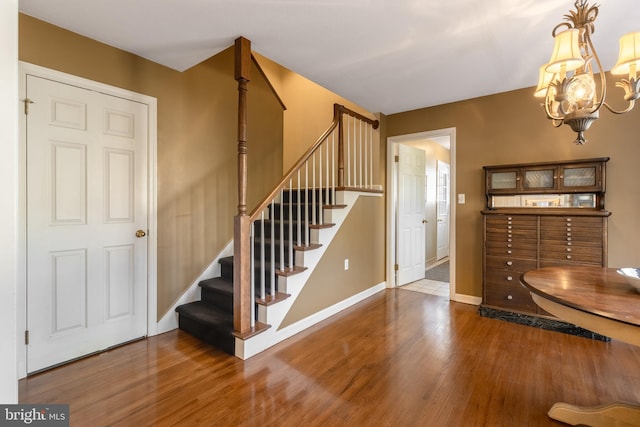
[176,301,234,355]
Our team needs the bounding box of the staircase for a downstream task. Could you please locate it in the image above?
[174,42,381,358]
[176,189,339,355]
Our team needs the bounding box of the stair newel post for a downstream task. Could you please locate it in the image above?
[335,103,345,188]
[234,36,252,335]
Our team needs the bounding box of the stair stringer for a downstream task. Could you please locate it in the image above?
[235,190,385,360]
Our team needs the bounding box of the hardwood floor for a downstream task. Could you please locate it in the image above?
[20,289,640,426]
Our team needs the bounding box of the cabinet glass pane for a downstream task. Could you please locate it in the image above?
[491,171,517,189]
[563,167,596,187]
[524,169,554,189]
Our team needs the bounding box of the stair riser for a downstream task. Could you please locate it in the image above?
[178,315,235,355]
[281,189,333,205]
[269,204,322,221]
[253,240,297,260]
[201,289,233,313]
[218,261,282,291]
[253,221,310,242]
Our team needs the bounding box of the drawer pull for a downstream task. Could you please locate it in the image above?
[566,248,572,252]
[507,226,512,230]
[507,244,512,248]
[567,232,572,236]
[506,261,513,266]
[507,239,512,242]
[507,217,512,221]
[507,276,513,281]
[507,250,512,254]
[567,237,572,242]
[507,295,513,300]
[566,255,572,259]
[566,218,572,222]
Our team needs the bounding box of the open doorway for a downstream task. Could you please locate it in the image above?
[387,128,456,299]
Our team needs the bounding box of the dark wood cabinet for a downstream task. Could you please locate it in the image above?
[482,211,609,317]
[481,158,610,324]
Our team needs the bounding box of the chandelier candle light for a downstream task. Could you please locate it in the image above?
[534,0,640,144]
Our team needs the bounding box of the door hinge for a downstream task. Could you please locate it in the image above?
[394,155,399,163]
[23,98,34,115]
[394,263,399,271]
[25,330,29,345]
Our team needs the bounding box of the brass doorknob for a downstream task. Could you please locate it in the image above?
[136,229,146,238]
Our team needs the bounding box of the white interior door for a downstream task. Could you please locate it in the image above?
[436,160,450,260]
[26,75,148,373]
[397,144,426,285]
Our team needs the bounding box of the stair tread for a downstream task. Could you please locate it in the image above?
[294,243,322,251]
[199,277,233,292]
[176,301,233,329]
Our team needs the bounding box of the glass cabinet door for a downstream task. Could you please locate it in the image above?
[560,165,600,190]
[523,168,555,190]
[489,170,518,191]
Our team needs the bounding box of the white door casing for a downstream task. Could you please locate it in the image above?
[396,144,426,286]
[24,73,150,373]
[436,160,450,260]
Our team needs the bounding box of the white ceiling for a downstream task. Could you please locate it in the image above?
[18,0,639,115]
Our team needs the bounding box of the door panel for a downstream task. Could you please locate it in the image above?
[397,144,426,285]
[26,75,148,373]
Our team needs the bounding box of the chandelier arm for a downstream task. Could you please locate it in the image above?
[552,22,573,37]
[584,30,607,114]
[602,99,636,115]
[542,87,565,122]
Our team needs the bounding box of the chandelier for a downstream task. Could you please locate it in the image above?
[534,0,640,144]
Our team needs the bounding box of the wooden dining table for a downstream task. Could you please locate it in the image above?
[521,266,640,427]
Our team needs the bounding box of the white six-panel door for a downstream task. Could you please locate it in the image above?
[397,144,426,286]
[26,75,148,373]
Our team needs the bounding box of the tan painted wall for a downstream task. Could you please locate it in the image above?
[387,84,640,298]
[19,14,283,318]
[253,53,378,173]
[280,195,385,328]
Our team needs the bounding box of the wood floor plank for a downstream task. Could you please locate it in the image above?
[19,289,640,426]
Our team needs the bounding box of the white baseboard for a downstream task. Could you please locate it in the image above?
[452,293,482,306]
[155,240,234,335]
